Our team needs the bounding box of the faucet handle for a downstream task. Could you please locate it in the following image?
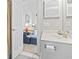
[32,24,35,27]
[32,24,38,30]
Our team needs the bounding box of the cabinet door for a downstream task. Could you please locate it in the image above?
[41,41,72,59]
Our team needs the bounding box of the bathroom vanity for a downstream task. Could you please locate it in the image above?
[41,31,72,59]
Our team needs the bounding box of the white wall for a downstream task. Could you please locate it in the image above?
[22,0,38,26]
[39,0,72,32]
[43,18,61,31]
[42,17,72,32]
[64,17,72,33]
[22,0,72,32]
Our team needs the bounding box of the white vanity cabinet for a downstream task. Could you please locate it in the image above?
[41,40,72,59]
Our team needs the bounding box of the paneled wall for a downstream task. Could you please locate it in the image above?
[64,17,72,33]
[40,0,72,32]
[43,18,61,31]
[42,17,72,32]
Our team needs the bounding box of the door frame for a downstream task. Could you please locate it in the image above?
[7,0,12,59]
[7,0,41,59]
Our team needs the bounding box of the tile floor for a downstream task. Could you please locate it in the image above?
[15,55,34,59]
[23,44,38,54]
[15,51,39,59]
[15,44,39,59]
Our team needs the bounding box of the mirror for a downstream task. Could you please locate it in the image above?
[43,0,59,18]
[67,0,72,4]
[66,0,72,16]
[25,14,31,24]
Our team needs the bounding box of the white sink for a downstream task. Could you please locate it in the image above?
[41,31,72,44]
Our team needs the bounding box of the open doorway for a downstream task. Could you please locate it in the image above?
[23,15,38,55]
[23,0,38,54]
[22,0,39,57]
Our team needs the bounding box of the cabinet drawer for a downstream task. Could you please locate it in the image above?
[41,40,72,59]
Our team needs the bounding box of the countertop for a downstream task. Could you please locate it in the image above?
[41,31,72,44]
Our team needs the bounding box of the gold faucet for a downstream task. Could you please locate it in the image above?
[63,31,69,38]
[57,31,69,38]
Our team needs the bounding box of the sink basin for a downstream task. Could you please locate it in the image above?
[41,31,72,44]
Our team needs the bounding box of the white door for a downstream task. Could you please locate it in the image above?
[12,0,23,59]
